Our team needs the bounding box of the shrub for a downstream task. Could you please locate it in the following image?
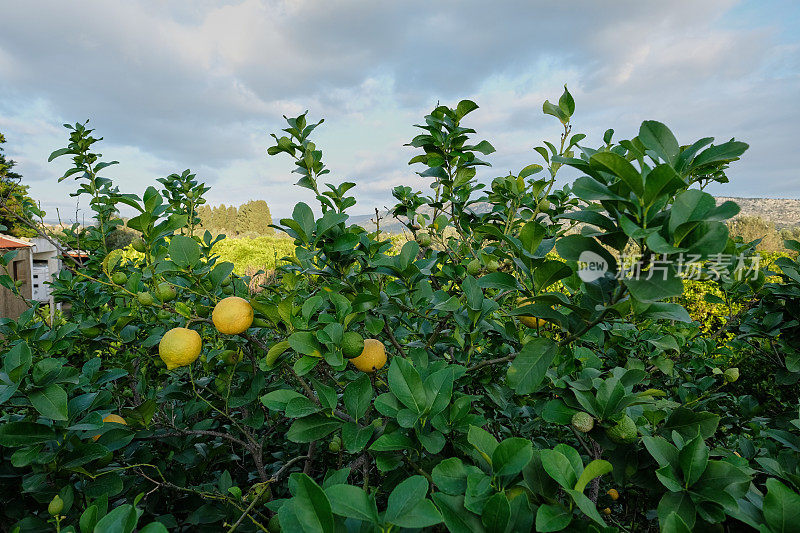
[0,90,798,533]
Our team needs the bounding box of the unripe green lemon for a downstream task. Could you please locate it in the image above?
[485,259,499,273]
[222,285,234,295]
[416,231,432,247]
[606,415,638,444]
[328,440,341,453]
[724,367,739,383]
[221,277,232,287]
[157,309,171,320]
[156,282,177,302]
[131,238,146,253]
[137,292,155,306]
[467,258,482,276]
[221,349,242,365]
[538,199,551,212]
[48,495,64,516]
[111,272,128,285]
[341,331,365,359]
[571,411,595,433]
[371,418,383,428]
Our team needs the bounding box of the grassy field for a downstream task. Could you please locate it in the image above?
[212,235,297,274]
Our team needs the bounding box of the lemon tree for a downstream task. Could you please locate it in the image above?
[0,89,798,533]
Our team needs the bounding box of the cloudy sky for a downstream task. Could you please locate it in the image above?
[1,0,798,221]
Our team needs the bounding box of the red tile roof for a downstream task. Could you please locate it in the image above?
[0,234,33,249]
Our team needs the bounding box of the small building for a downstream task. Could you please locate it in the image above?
[0,234,64,319]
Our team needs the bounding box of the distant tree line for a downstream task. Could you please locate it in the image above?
[196,200,274,237]
[0,133,36,238]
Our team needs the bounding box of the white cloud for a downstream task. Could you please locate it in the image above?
[0,0,797,220]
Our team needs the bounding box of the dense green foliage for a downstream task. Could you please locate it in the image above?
[0,91,799,533]
[0,132,38,238]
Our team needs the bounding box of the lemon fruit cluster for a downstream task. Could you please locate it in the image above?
[212,296,254,334]
[350,338,387,373]
[159,327,202,370]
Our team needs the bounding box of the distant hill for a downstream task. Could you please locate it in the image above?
[715,197,800,229]
[350,197,800,234]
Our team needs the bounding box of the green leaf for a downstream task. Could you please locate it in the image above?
[168,235,201,268]
[572,176,627,202]
[678,435,708,488]
[623,265,684,303]
[540,448,577,489]
[476,272,520,291]
[463,275,483,311]
[432,493,485,533]
[661,512,692,533]
[139,524,168,533]
[643,164,684,206]
[657,492,696,531]
[432,458,468,496]
[543,100,568,123]
[564,489,607,526]
[492,438,533,477]
[289,331,323,358]
[591,151,644,197]
[456,100,479,120]
[690,140,748,169]
[94,504,137,533]
[29,384,69,421]
[668,189,716,234]
[0,422,55,447]
[506,338,557,395]
[424,367,454,417]
[286,415,341,443]
[664,408,720,439]
[574,459,612,493]
[292,202,316,241]
[639,121,680,164]
[388,357,426,413]
[385,476,428,524]
[558,85,575,117]
[261,389,305,411]
[467,426,499,466]
[643,436,679,468]
[369,430,412,451]
[343,374,372,421]
[534,260,573,291]
[520,221,546,254]
[325,484,379,524]
[481,492,511,533]
[341,422,373,453]
[763,478,800,533]
[535,503,572,532]
[288,473,335,533]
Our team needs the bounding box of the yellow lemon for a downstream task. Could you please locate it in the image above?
[607,488,619,501]
[350,339,387,373]
[159,327,202,370]
[517,298,547,328]
[93,413,127,441]
[212,297,254,334]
